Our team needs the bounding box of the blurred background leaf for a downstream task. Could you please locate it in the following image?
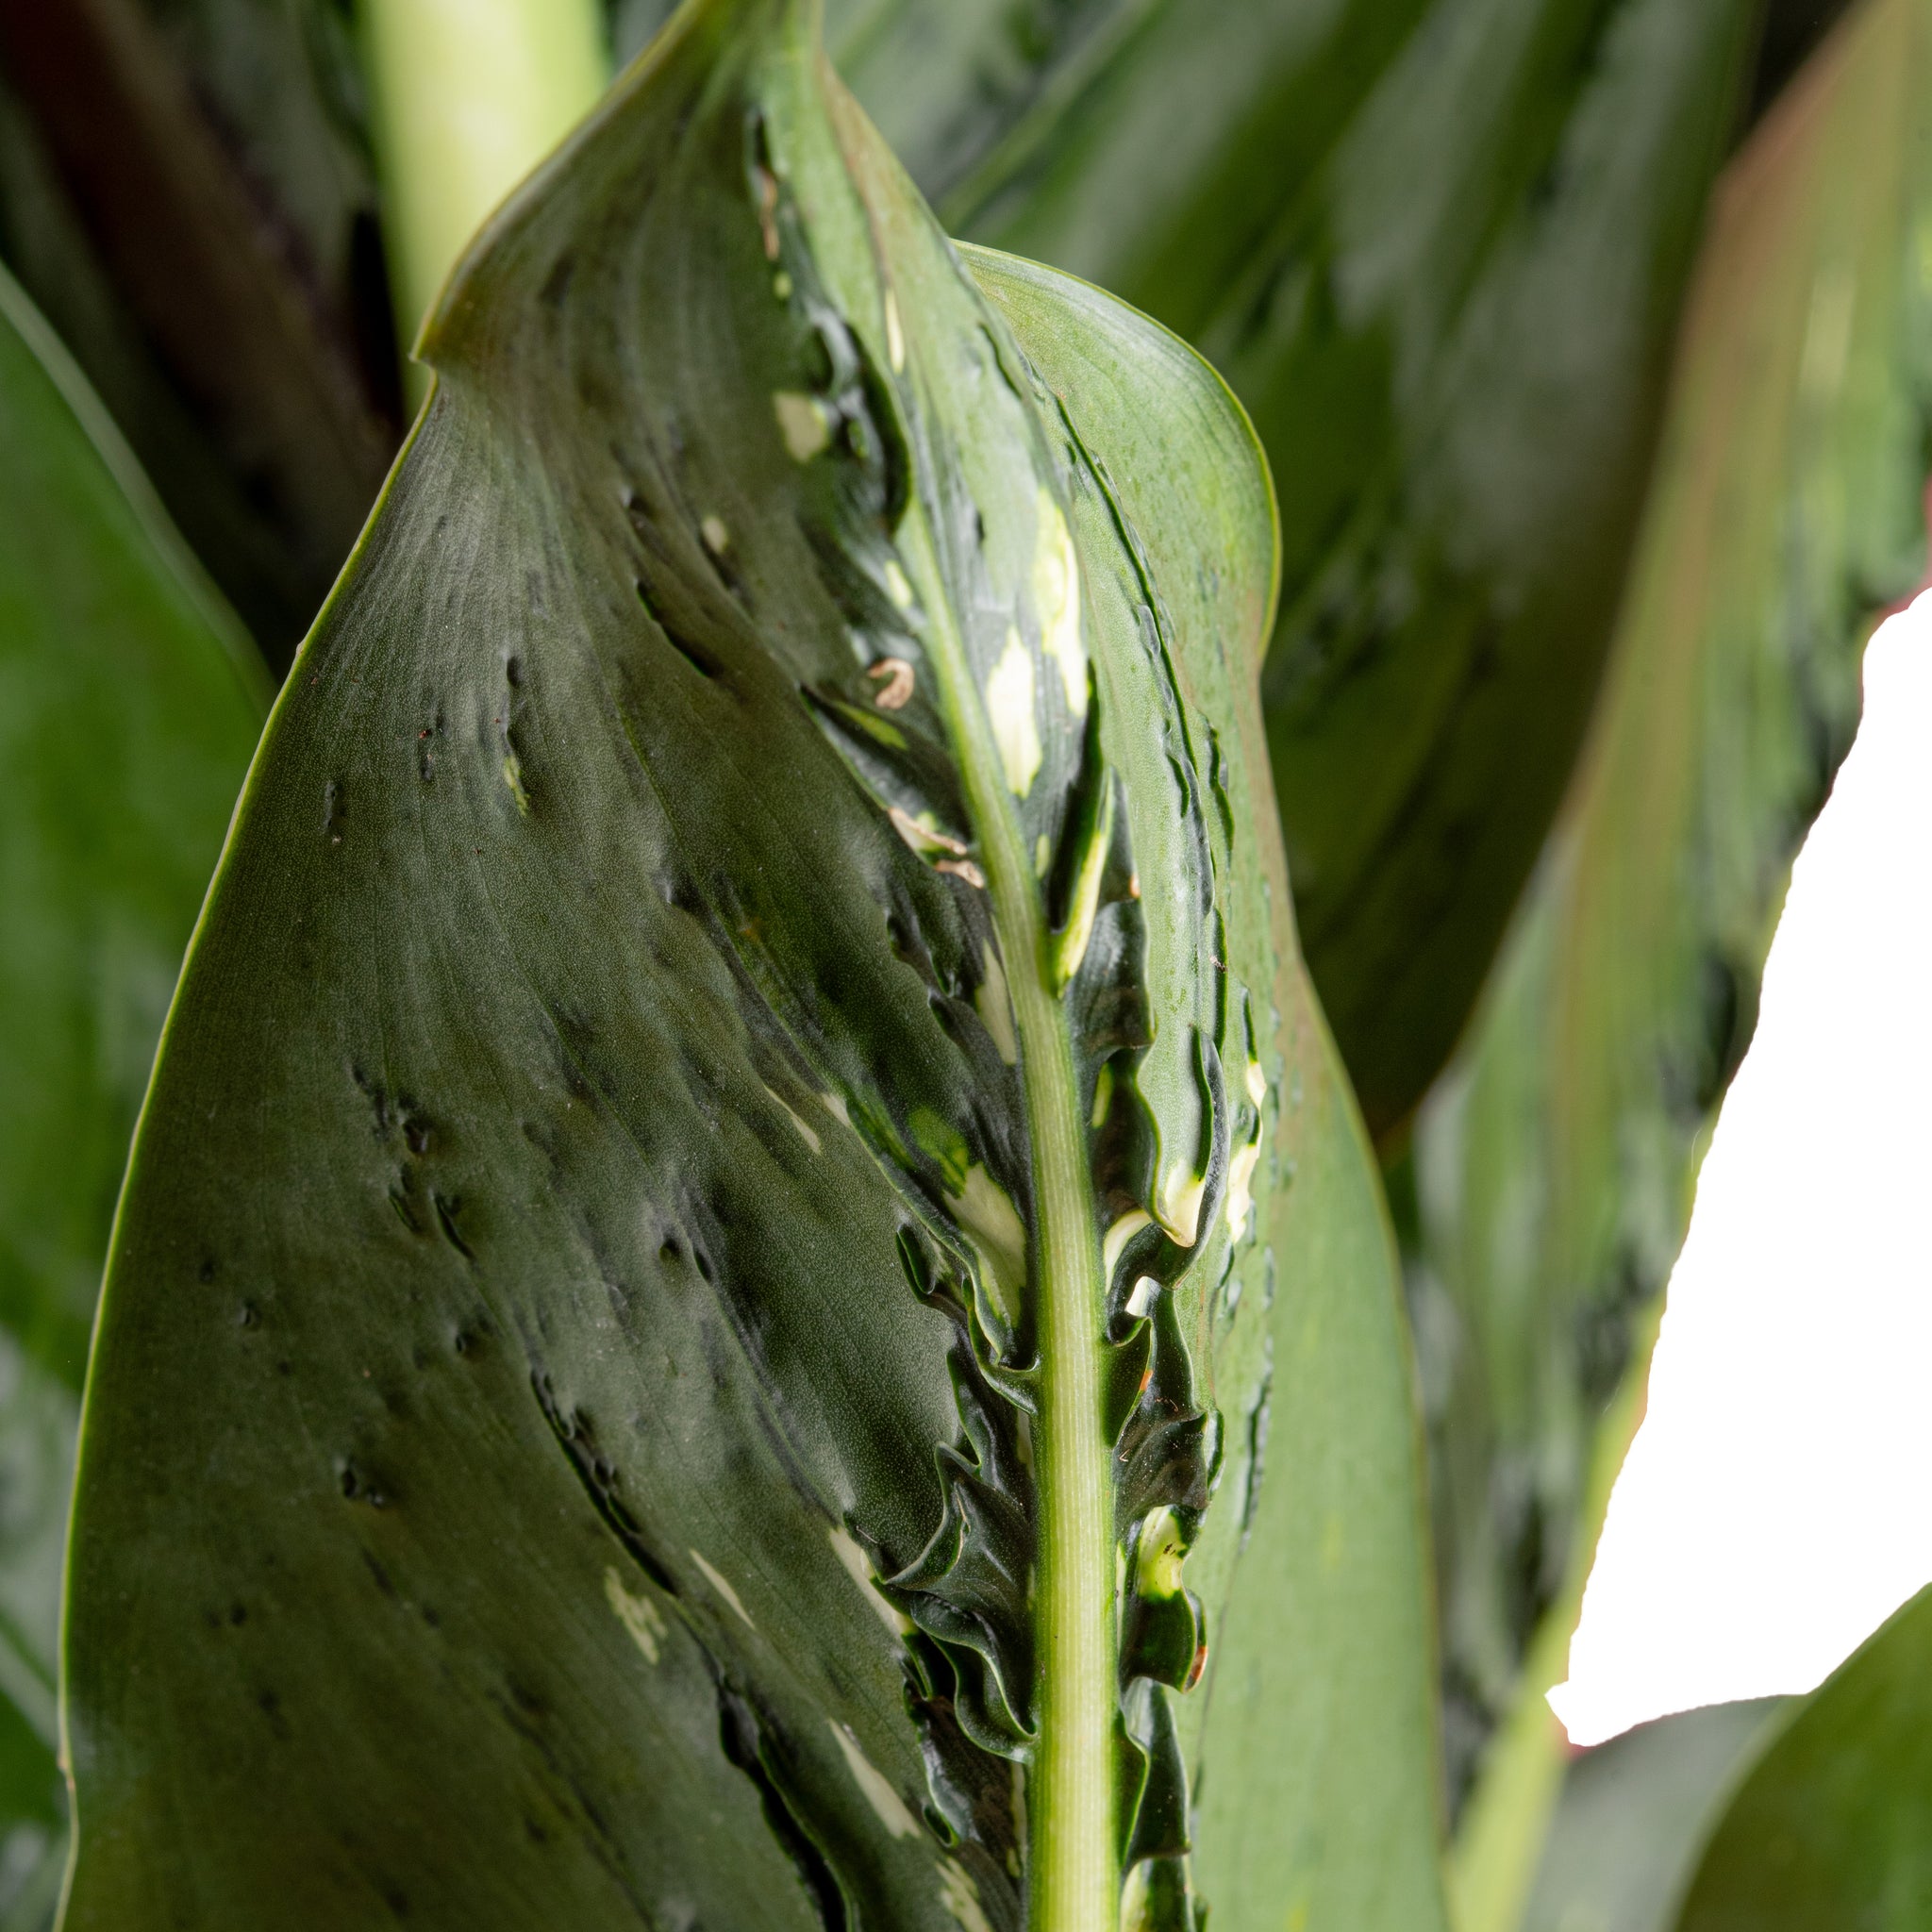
[1673,1585,1932,1930]
[0,264,264,1923]
[0,0,401,666]
[1404,0,1932,1917]
[1519,1699,1789,1932]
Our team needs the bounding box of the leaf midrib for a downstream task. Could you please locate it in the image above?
[893,503,1116,1932]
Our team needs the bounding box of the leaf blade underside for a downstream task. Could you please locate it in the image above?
[59,4,1444,1927]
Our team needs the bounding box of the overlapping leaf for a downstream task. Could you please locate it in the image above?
[1408,0,1932,1871]
[1674,1586,1932,1929]
[59,4,1445,1925]
[1519,1701,1789,1932]
[0,264,263,1925]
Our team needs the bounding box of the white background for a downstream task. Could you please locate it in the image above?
[1550,590,1932,1747]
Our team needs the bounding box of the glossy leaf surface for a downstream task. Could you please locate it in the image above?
[61,5,1446,1925]
[0,265,263,1923]
[1411,0,1932,1832]
[1675,1587,1932,1929]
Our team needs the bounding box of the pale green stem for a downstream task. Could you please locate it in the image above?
[1448,1297,1665,1932]
[358,0,610,394]
[897,510,1117,1932]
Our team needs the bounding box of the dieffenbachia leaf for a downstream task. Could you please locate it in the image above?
[1674,1587,1932,1928]
[61,4,1447,1927]
[1408,0,1932,1906]
[604,0,1766,1135]
[0,264,263,1923]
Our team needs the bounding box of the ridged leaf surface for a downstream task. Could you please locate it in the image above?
[60,6,1446,1927]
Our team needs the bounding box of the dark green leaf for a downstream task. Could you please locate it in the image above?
[1521,1701,1790,1932]
[0,262,264,1923]
[1410,0,1932,1874]
[60,4,1445,1925]
[0,0,401,662]
[1675,1590,1932,1929]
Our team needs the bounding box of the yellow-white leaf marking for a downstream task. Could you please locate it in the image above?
[772,391,831,461]
[883,559,914,609]
[1050,776,1114,987]
[1157,1163,1207,1248]
[1224,1135,1262,1241]
[501,752,532,814]
[828,1524,910,1636]
[952,1164,1027,1326]
[1091,1060,1115,1128]
[940,1857,995,1932]
[764,1085,822,1156]
[868,657,915,709]
[974,941,1019,1066]
[829,1721,921,1839]
[604,1566,666,1665]
[884,289,906,373]
[689,1549,755,1629]
[1031,488,1087,717]
[700,514,730,555]
[985,628,1041,797]
[887,805,971,858]
[821,1090,851,1128]
[1101,1208,1151,1284]
[1134,1507,1187,1599]
[1225,1058,1270,1239]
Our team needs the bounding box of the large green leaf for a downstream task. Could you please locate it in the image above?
[1673,1587,1932,1929]
[60,3,1445,1925]
[1410,0,1932,1904]
[0,264,263,1922]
